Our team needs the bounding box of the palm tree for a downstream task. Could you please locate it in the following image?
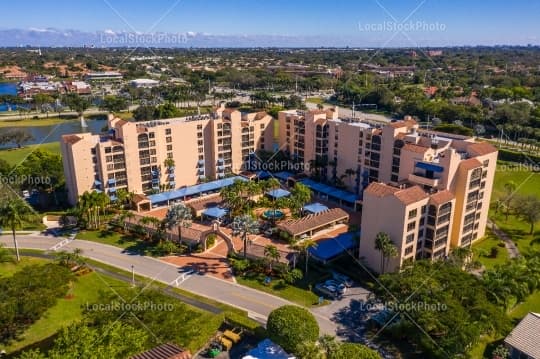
[374,232,398,274]
[164,203,193,247]
[264,244,280,272]
[232,214,260,258]
[0,199,33,262]
[289,182,312,217]
[138,216,154,240]
[293,238,317,274]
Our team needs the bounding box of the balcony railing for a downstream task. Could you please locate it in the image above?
[408,173,439,187]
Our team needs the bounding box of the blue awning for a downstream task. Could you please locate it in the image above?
[309,232,359,261]
[303,202,329,214]
[273,171,294,181]
[94,180,102,186]
[108,178,116,184]
[415,162,444,173]
[147,176,247,204]
[267,188,291,199]
[169,173,175,179]
[108,187,116,193]
[299,179,359,204]
[255,171,271,179]
[246,339,293,359]
[109,195,117,201]
[202,206,228,219]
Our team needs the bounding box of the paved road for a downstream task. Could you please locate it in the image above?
[0,233,338,335]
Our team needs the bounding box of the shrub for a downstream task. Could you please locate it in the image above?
[230,258,250,275]
[329,343,381,359]
[266,305,319,354]
[490,246,499,258]
[206,234,217,248]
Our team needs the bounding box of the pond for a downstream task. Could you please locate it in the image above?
[0,118,107,149]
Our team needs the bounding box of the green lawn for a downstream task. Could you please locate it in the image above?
[0,257,48,278]
[75,230,142,249]
[0,142,61,166]
[5,271,124,354]
[490,162,540,257]
[0,257,127,354]
[237,269,330,307]
[509,290,540,320]
[0,117,77,128]
[472,230,509,270]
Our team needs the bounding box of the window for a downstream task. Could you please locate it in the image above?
[391,174,398,182]
[166,137,172,143]
[406,233,415,244]
[105,147,112,153]
[408,209,418,219]
[405,246,414,255]
[149,132,155,139]
[483,160,489,167]
[407,221,416,232]
[197,124,203,130]
[167,145,173,151]
[165,128,171,135]
[260,123,265,129]
[421,205,427,214]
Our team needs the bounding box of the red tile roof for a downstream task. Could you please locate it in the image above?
[467,142,498,157]
[62,134,82,145]
[394,185,429,205]
[459,158,482,171]
[430,190,455,206]
[131,343,191,359]
[403,143,428,154]
[277,208,349,236]
[364,182,398,198]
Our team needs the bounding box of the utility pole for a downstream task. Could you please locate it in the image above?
[131,265,135,287]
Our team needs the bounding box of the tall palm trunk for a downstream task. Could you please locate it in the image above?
[12,229,20,262]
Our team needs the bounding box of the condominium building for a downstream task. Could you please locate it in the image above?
[278,108,498,272]
[61,104,274,205]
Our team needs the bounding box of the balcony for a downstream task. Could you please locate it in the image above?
[408,173,439,187]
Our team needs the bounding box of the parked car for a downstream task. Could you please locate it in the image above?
[324,279,347,294]
[315,283,342,300]
[331,271,354,287]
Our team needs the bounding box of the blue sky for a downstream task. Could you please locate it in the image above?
[1,0,540,46]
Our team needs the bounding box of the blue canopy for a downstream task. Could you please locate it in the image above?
[266,188,291,199]
[148,176,247,205]
[255,171,271,180]
[309,232,359,261]
[415,161,444,173]
[244,339,294,359]
[273,171,294,181]
[303,202,329,214]
[299,179,359,204]
[202,206,227,219]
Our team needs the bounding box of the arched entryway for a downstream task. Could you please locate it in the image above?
[200,221,235,253]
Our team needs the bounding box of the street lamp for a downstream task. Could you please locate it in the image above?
[131,265,135,287]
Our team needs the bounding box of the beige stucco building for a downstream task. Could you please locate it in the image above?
[277,107,498,272]
[61,104,274,205]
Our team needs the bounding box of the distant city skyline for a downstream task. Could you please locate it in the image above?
[0,0,539,47]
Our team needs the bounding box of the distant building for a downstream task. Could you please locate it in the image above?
[504,312,540,359]
[427,50,443,57]
[0,66,28,80]
[84,71,123,82]
[63,81,91,95]
[130,78,160,88]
